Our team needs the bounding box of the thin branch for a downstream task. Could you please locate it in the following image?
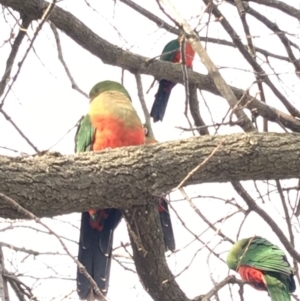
[0,247,9,301]
[233,0,268,131]
[2,0,300,133]
[174,139,225,190]
[0,193,107,301]
[202,0,300,119]
[3,271,38,301]
[276,180,300,284]
[0,1,58,107]
[0,16,31,97]
[157,0,256,132]
[49,22,88,98]
[120,0,291,62]
[134,72,152,132]
[0,108,39,153]
[193,275,250,301]
[180,187,234,244]
[179,36,193,132]
[232,181,300,263]
[244,3,300,75]
[188,84,209,136]
[177,119,243,132]
[0,242,66,256]
[246,0,300,21]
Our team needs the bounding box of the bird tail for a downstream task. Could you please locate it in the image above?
[150,80,176,122]
[158,198,176,251]
[77,209,122,300]
[264,274,291,301]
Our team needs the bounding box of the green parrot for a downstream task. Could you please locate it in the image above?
[226,236,296,301]
[75,80,145,300]
[150,37,195,122]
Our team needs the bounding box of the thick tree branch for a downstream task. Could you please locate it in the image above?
[0,133,300,219]
[158,0,255,132]
[120,0,291,62]
[245,0,300,21]
[1,0,300,133]
[119,0,179,35]
[123,200,189,301]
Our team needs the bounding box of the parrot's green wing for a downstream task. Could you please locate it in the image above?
[240,237,292,276]
[264,274,292,301]
[75,114,96,153]
[160,39,180,62]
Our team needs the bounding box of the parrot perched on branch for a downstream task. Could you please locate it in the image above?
[75,80,145,300]
[150,37,195,122]
[226,236,296,301]
[144,124,176,251]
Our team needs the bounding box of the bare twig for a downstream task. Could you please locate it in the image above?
[0,16,31,97]
[50,22,88,98]
[157,0,256,133]
[180,187,234,244]
[119,0,291,62]
[0,247,9,301]
[0,1,58,107]
[0,242,66,256]
[174,139,225,190]
[134,72,151,130]
[0,193,107,301]
[3,271,38,301]
[193,275,250,301]
[0,108,39,153]
[201,0,300,119]
[231,181,300,263]
[188,84,209,136]
[276,180,300,283]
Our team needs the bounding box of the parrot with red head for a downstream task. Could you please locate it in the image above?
[150,37,195,122]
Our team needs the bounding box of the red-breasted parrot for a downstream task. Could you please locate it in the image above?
[75,81,145,300]
[150,37,195,122]
[144,124,175,251]
[226,236,296,301]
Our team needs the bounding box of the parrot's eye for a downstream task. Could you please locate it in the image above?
[144,127,148,136]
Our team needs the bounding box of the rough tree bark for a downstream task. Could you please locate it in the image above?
[1,132,300,219]
[123,200,190,301]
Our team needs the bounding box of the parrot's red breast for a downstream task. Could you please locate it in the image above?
[172,42,195,67]
[238,265,267,289]
[88,209,109,231]
[91,115,144,150]
[89,93,145,151]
